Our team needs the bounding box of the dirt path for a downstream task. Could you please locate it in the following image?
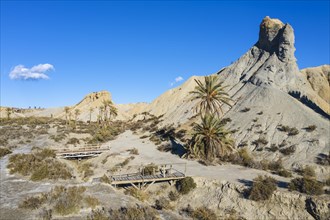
[103,130,289,185]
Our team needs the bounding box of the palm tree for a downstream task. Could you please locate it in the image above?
[190,114,234,161]
[89,107,94,123]
[64,106,70,125]
[190,75,232,116]
[109,104,118,121]
[74,109,80,124]
[6,107,12,119]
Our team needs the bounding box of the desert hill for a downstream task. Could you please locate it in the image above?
[1,17,329,172]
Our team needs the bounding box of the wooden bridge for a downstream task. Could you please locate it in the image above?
[108,163,186,191]
[56,145,110,159]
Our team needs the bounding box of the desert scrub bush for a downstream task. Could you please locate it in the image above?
[19,194,47,210]
[302,166,316,178]
[125,188,149,201]
[142,163,158,175]
[140,135,149,139]
[100,174,111,184]
[149,135,162,145]
[289,177,324,195]
[176,177,196,195]
[66,137,80,145]
[276,169,292,178]
[240,107,250,112]
[117,156,134,168]
[155,197,172,210]
[88,205,159,220]
[277,125,299,136]
[157,143,172,152]
[84,195,100,208]
[182,205,217,220]
[268,144,279,152]
[304,125,317,132]
[127,148,139,155]
[0,147,12,158]
[279,145,296,155]
[78,162,94,180]
[52,186,86,215]
[325,177,330,186]
[38,208,52,220]
[50,133,67,142]
[8,149,72,181]
[316,152,330,166]
[168,190,180,201]
[249,175,277,201]
[252,136,268,148]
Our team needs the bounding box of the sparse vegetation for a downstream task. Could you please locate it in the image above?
[157,143,172,152]
[182,205,217,220]
[277,125,299,136]
[142,163,158,175]
[168,190,180,201]
[304,125,317,132]
[279,145,296,155]
[125,188,149,201]
[8,148,72,181]
[128,148,139,155]
[78,162,94,180]
[249,175,277,201]
[240,107,250,112]
[66,137,80,145]
[289,177,324,195]
[88,205,159,220]
[155,197,172,210]
[100,174,111,184]
[0,147,12,158]
[20,185,100,216]
[176,177,197,195]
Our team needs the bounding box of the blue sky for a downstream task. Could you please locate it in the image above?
[1,1,329,108]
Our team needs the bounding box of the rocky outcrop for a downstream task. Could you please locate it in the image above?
[301,65,330,104]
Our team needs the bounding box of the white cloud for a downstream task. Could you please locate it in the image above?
[9,63,54,80]
[170,76,184,86]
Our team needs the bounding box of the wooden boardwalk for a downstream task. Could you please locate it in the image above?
[56,145,110,159]
[109,163,186,190]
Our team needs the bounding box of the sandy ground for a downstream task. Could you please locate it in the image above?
[101,130,289,185]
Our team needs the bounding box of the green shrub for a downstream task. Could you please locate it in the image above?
[168,190,180,201]
[289,177,324,195]
[0,147,12,158]
[176,177,197,195]
[249,175,277,201]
